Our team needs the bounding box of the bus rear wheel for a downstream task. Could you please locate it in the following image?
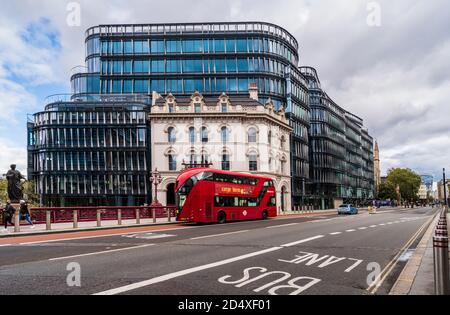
[262,210,269,220]
[218,212,227,224]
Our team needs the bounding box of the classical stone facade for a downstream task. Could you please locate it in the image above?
[374,141,381,196]
[150,89,293,212]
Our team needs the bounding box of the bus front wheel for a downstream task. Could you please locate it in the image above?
[262,210,269,220]
[218,212,227,224]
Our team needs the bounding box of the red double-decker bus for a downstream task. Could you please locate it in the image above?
[175,168,277,224]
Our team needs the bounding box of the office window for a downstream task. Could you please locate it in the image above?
[134,40,149,53]
[216,78,226,92]
[123,80,133,93]
[112,80,121,93]
[112,41,122,54]
[166,60,181,73]
[183,40,203,53]
[151,40,165,53]
[226,58,237,72]
[123,41,133,54]
[237,58,249,72]
[214,39,225,52]
[133,60,149,73]
[221,127,229,143]
[249,154,258,171]
[228,78,237,92]
[151,60,165,73]
[238,78,248,92]
[166,40,181,53]
[183,59,203,73]
[112,61,122,74]
[248,128,257,143]
[215,59,226,73]
[123,60,132,74]
[168,154,177,171]
[168,127,176,143]
[201,127,208,143]
[189,127,196,144]
[167,79,182,93]
[222,154,230,171]
[151,79,165,93]
[134,80,149,93]
[226,39,236,53]
[236,39,247,52]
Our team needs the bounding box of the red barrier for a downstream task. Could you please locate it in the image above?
[29,206,177,224]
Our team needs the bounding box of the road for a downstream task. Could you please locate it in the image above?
[0,207,438,295]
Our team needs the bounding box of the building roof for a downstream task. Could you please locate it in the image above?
[153,94,263,107]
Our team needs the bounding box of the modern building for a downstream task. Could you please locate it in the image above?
[300,67,374,209]
[150,88,292,211]
[27,96,151,206]
[73,22,311,207]
[28,22,374,208]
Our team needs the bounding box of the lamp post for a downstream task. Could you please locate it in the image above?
[150,168,163,206]
[444,168,448,210]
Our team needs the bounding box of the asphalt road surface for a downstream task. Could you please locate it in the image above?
[0,207,438,295]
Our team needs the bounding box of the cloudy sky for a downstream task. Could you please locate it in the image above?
[0,0,449,181]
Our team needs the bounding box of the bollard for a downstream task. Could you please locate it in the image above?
[436,229,448,237]
[168,208,172,222]
[97,210,102,227]
[153,208,156,223]
[118,209,122,226]
[433,235,450,295]
[46,211,51,231]
[14,211,20,233]
[136,208,141,225]
[73,210,78,229]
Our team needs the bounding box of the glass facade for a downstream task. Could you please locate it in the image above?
[72,22,311,207]
[28,102,151,207]
[300,67,374,209]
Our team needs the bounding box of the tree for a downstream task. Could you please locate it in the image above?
[0,179,7,203]
[386,168,422,202]
[378,181,397,200]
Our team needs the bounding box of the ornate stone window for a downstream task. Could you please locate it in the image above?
[221,127,229,144]
[168,127,176,143]
[248,127,257,143]
[201,127,209,143]
[189,127,196,144]
[249,153,258,171]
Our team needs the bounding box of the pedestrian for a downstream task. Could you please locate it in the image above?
[2,201,16,232]
[19,200,35,228]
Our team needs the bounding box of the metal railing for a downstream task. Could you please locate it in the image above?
[10,206,177,233]
[434,207,450,295]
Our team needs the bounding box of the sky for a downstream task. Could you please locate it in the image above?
[0,0,449,181]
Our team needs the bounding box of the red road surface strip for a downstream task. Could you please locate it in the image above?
[0,212,334,245]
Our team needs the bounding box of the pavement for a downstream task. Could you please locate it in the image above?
[0,206,435,295]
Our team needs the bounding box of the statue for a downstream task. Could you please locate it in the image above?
[5,164,26,203]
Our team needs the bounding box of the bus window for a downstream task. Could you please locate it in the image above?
[267,197,276,207]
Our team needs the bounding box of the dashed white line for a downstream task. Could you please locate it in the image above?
[0,244,11,247]
[190,230,250,240]
[330,232,342,235]
[359,227,368,230]
[49,244,155,261]
[370,225,377,228]
[266,223,300,229]
[281,235,325,248]
[379,223,386,226]
[346,229,356,232]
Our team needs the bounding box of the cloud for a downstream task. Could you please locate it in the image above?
[0,138,27,177]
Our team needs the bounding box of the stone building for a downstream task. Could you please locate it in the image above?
[149,87,293,212]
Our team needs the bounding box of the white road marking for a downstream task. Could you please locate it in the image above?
[280,235,325,248]
[0,244,11,247]
[93,246,283,295]
[190,230,250,240]
[370,225,377,228]
[266,223,300,229]
[329,232,342,235]
[123,233,176,240]
[379,223,386,226]
[346,229,356,232]
[49,244,155,261]
[358,227,368,230]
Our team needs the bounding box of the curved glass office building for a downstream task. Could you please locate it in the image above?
[71,22,311,206]
[300,67,374,209]
[28,22,374,208]
[28,96,151,206]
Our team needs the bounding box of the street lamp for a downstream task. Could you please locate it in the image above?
[444,168,448,209]
[150,168,163,206]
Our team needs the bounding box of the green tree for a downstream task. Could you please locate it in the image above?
[378,181,397,200]
[0,179,7,203]
[386,168,422,202]
[23,180,40,207]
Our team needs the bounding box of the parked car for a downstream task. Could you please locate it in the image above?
[337,204,359,215]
